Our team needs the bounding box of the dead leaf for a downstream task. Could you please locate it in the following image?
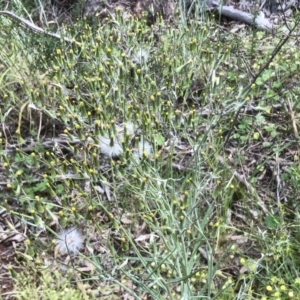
[94,185,104,194]
[135,233,157,243]
[121,214,133,225]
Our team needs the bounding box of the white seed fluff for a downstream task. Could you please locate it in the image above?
[137,138,152,158]
[122,122,135,138]
[57,228,83,254]
[132,48,150,65]
[98,135,123,157]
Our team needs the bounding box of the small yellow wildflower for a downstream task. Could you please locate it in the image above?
[288,291,294,298]
[273,291,279,297]
[266,285,273,292]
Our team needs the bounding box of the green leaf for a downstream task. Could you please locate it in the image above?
[154,133,165,146]
[273,81,282,88]
[238,124,246,129]
[256,78,263,86]
[262,70,272,81]
[290,64,297,72]
[32,181,48,192]
[56,184,65,195]
[265,214,281,229]
[15,153,24,163]
[262,142,272,147]
[25,155,35,165]
[175,60,192,73]
[19,195,32,204]
[255,114,265,125]
[264,124,275,132]
[264,89,275,98]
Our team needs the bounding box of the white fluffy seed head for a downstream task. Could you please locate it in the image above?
[98,135,123,157]
[132,48,150,65]
[137,138,152,158]
[123,122,135,137]
[57,228,83,255]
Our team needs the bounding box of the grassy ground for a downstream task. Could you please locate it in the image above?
[1,0,300,299]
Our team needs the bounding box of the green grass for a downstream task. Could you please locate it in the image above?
[1,0,300,299]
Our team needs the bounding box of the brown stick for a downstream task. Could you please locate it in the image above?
[0,10,73,44]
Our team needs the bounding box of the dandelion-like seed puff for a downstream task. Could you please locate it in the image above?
[98,122,136,158]
[137,139,152,158]
[132,138,153,161]
[98,135,123,157]
[57,228,84,254]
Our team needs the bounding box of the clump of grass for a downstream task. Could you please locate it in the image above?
[2,1,300,299]
[12,268,87,300]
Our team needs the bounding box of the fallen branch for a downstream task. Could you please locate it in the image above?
[203,0,274,31]
[0,10,73,43]
[217,5,274,31]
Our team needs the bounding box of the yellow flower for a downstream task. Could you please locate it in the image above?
[266,285,272,292]
[288,291,294,298]
[295,278,300,284]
